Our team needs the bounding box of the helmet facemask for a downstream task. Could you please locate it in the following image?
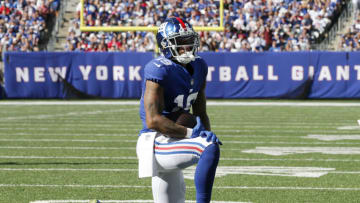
[161,33,199,64]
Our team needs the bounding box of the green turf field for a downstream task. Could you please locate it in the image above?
[1,100,360,203]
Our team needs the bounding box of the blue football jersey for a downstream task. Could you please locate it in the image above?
[139,56,208,133]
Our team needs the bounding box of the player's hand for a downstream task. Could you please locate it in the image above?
[200,130,222,145]
[191,117,206,138]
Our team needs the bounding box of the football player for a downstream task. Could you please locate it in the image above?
[137,17,221,203]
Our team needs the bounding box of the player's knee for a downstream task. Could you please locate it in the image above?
[201,143,220,160]
[208,143,220,154]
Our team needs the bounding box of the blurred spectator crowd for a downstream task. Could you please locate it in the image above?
[0,0,348,53]
[0,0,60,55]
[339,6,360,50]
[65,0,345,52]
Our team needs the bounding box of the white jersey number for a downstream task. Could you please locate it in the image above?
[174,92,198,111]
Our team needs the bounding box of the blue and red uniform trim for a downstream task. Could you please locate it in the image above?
[154,141,205,157]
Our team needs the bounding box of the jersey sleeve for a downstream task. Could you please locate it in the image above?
[144,60,167,86]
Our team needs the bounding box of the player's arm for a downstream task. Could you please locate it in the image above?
[192,81,211,131]
[144,80,188,139]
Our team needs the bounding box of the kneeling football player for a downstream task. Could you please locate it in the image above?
[137,17,221,203]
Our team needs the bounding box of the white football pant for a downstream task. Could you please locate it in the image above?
[151,134,212,203]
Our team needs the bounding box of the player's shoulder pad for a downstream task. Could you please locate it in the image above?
[144,57,175,82]
[193,56,208,75]
[194,56,207,65]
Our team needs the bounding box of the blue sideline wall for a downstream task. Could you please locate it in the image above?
[3,51,360,99]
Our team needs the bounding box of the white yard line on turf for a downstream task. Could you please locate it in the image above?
[0,168,358,175]
[1,155,360,162]
[0,168,136,172]
[0,139,135,143]
[1,138,359,145]
[0,127,138,132]
[0,146,280,151]
[0,146,134,150]
[216,129,360,133]
[1,184,360,191]
[0,123,342,129]
[29,200,250,203]
[1,101,360,106]
[0,133,136,137]
[0,133,293,138]
[0,109,137,121]
[0,156,136,159]
[0,121,346,125]
[3,145,360,151]
[0,101,141,105]
[220,157,360,162]
[0,128,352,134]
[242,147,360,155]
[0,123,140,127]
[305,134,360,141]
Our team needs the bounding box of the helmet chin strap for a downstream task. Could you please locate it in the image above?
[175,51,196,64]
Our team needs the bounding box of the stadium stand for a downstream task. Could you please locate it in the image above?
[338,1,360,50]
[61,0,349,52]
[0,0,60,53]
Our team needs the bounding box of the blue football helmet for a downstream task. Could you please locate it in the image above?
[156,17,200,64]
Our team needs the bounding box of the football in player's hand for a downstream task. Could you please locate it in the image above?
[166,110,197,128]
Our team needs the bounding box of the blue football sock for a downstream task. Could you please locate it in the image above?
[194,143,220,203]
